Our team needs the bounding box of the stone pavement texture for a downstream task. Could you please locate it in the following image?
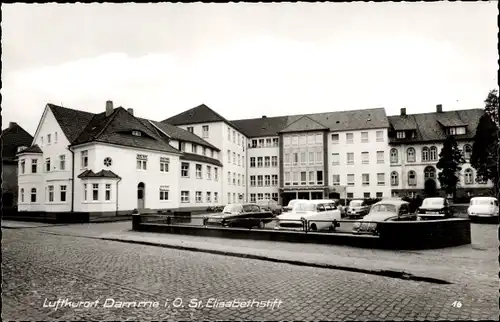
[2,228,499,321]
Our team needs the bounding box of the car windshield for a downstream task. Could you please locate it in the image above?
[471,199,495,205]
[370,204,397,214]
[287,200,299,207]
[422,198,444,206]
[257,200,269,206]
[223,204,243,213]
[350,200,363,207]
[293,202,316,212]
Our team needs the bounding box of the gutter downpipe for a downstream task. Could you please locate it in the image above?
[69,146,75,212]
[116,177,122,216]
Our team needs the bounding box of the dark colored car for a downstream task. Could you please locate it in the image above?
[346,199,370,218]
[417,197,453,220]
[205,203,275,229]
[352,200,417,235]
[257,199,282,215]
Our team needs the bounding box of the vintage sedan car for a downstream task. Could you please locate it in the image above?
[468,197,499,219]
[283,199,301,213]
[205,203,275,229]
[417,197,453,220]
[275,200,341,232]
[346,199,370,218]
[352,200,416,235]
[257,199,282,215]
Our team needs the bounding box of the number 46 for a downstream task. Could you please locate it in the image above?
[452,301,462,308]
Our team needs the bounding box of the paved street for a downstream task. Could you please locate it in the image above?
[2,226,498,321]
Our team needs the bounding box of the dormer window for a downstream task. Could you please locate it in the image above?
[396,131,406,139]
[17,146,27,153]
[447,127,466,135]
[132,131,141,137]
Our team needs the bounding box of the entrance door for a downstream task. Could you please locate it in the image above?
[137,182,145,209]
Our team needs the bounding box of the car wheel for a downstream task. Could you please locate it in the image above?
[310,223,317,231]
[258,221,265,229]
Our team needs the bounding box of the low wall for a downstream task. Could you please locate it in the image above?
[132,215,472,250]
[4,210,132,223]
[377,218,471,250]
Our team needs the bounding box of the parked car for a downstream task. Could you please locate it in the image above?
[346,199,370,218]
[283,199,301,213]
[257,199,282,215]
[275,200,341,232]
[467,197,499,219]
[352,199,416,235]
[417,197,453,220]
[331,199,346,217]
[205,203,275,229]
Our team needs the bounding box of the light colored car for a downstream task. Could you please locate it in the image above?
[257,199,282,215]
[346,199,370,218]
[417,197,453,220]
[352,200,416,235]
[283,199,301,213]
[467,197,499,218]
[275,199,341,232]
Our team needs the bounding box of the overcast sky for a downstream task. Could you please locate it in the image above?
[2,2,498,135]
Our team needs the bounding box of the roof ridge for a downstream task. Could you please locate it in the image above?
[93,108,122,141]
[302,115,329,128]
[388,108,483,118]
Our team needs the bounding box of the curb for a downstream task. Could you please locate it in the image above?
[99,236,452,285]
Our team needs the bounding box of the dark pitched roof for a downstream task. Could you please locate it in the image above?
[48,104,95,143]
[1,123,34,161]
[231,116,289,138]
[389,115,418,131]
[77,169,121,179]
[180,152,223,167]
[17,144,43,154]
[279,115,328,133]
[71,107,180,154]
[149,120,220,151]
[388,109,484,143]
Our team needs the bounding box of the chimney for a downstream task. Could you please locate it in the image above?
[400,108,406,116]
[9,122,17,128]
[127,108,134,116]
[262,115,267,119]
[105,100,114,116]
[436,104,443,113]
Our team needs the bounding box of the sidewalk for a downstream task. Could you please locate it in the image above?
[1,220,64,229]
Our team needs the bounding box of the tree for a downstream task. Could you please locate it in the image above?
[484,89,499,127]
[437,135,465,200]
[471,113,499,194]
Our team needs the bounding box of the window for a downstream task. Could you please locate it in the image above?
[361,132,369,143]
[347,174,355,186]
[331,134,339,144]
[81,150,88,168]
[92,184,99,200]
[257,175,263,187]
[250,193,256,203]
[45,158,51,172]
[214,192,218,203]
[265,156,271,167]
[377,151,384,164]
[206,166,211,180]
[181,191,190,203]
[298,152,305,165]
[361,152,369,164]
[284,137,291,147]
[309,152,314,165]
[195,164,202,179]
[265,193,271,200]
[390,149,398,164]
[181,163,190,177]
[376,131,384,142]
[273,138,279,147]
[272,193,278,201]
[316,152,322,165]
[424,166,436,180]
[448,127,466,135]
[136,154,147,170]
[347,153,354,165]
[271,156,278,167]
[316,171,323,185]
[291,136,298,146]
[346,133,354,144]
[132,131,141,137]
[347,193,353,199]
[285,172,291,185]
[422,147,429,162]
[228,127,231,140]
[237,154,240,166]
[463,168,474,184]
[429,146,438,161]
[298,135,305,146]
[267,138,273,147]
[228,172,231,184]
[187,126,193,133]
[391,172,399,186]
[238,174,241,186]
[408,171,417,186]
[377,173,385,186]
[19,188,24,203]
[407,148,416,163]
[397,131,406,139]
[227,150,231,163]
[83,184,87,201]
[272,175,278,186]
[192,144,198,154]
[257,193,264,201]
[228,193,231,203]
[308,134,315,145]
[237,134,241,146]
[195,191,202,203]
[104,184,111,201]
[211,150,214,158]
[206,192,211,203]
[47,134,51,144]
[463,144,472,160]
[315,133,322,145]
[31,159,38,173]
[56,155,65,171]
[233,131,236,143]
[233,152,236,164]
[214,168,218,181]
[20,160,25,174]
[242,175,245,185]
[202,125,209,138]
[265,175,271,186]
[160,157,169,172]
[250,157,255,167]
[376,192,383,198]
[300,172,307,185]
[41,136,43,145]
[233,172,236,185]
[362,174,370,186]
[293,153,298,165]
[54,132,58,143]
[332,153,339,165]
[31,188,37,202]
[257,157,263,167]
[309,171,315,185]
[292,172,299,185]
[180,142,186,152]
[332,174,340,186]
[250,175,255,188]
[60,185,67,202]
[364,192,371,199]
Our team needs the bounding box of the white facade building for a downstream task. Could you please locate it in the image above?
[247,136,280,203]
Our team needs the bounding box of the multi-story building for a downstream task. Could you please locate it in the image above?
[387,105,492,198]
[1,122,33,209]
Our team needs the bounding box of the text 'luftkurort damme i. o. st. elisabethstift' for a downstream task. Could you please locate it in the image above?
[43,298,284,310]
